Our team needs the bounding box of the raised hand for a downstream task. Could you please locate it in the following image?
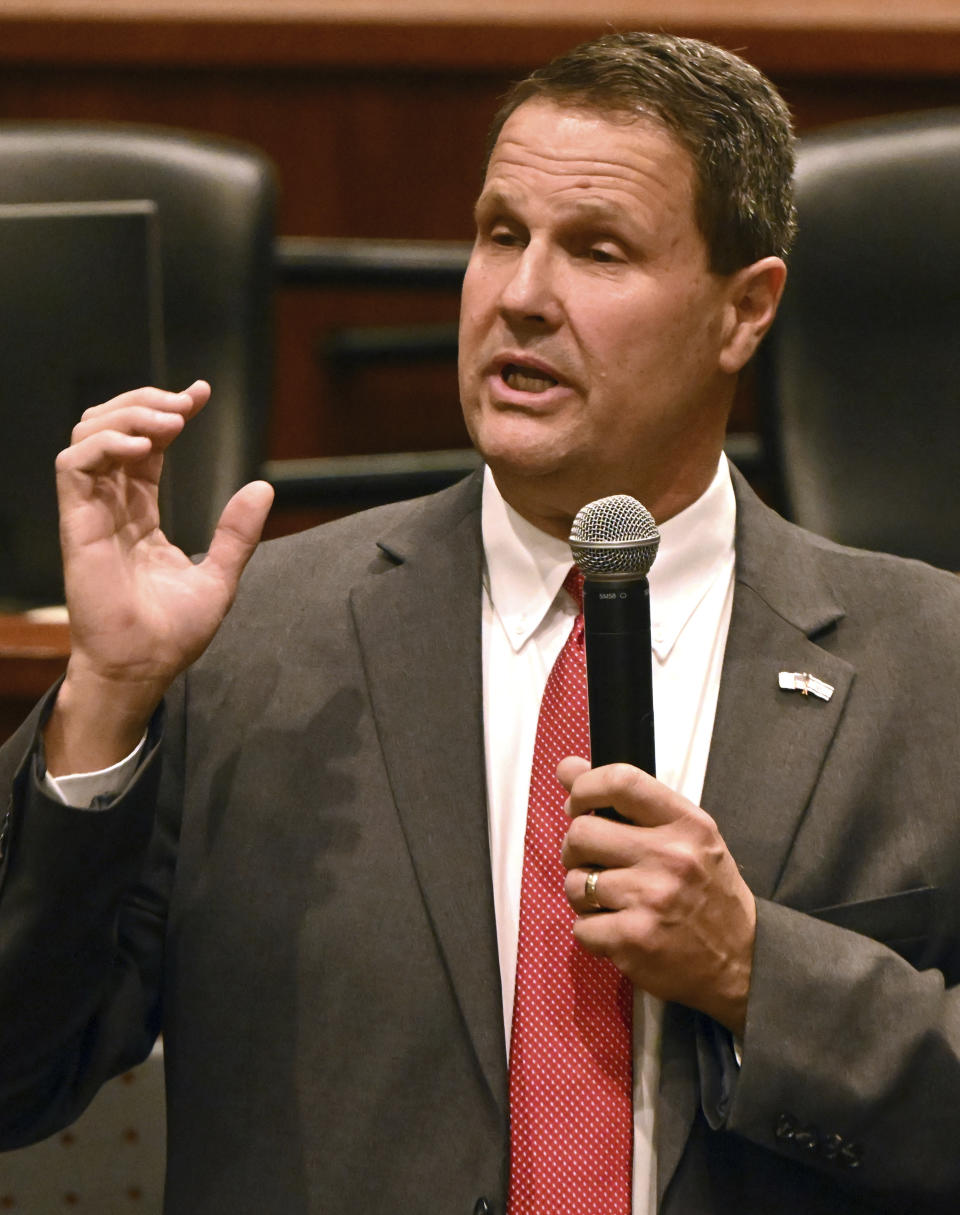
[558,756,756,1036]
[45,382,274,774]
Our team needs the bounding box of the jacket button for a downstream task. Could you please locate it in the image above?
[774,1113,797,1142]
[793,1125,820,1153]
[840,1141,864,1169]
[473,1201,492,1215]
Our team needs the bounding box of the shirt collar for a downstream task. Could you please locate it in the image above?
[647,456,736,660]
[481,456,736,658]
[482,467,573,653]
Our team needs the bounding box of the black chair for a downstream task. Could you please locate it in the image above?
[757,109,960,568]
[0,122,276,561]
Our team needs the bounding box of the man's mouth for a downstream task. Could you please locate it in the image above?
[501,363,559,394]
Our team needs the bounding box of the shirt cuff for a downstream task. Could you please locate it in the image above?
[696,1013,742,1130]
[42,735,148,809]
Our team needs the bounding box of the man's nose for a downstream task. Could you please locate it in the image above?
[497,242,561,327]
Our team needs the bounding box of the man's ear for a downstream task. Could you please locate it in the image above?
[718,256,787,375]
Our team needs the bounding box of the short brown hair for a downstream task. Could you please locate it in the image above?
[485,31,797,274]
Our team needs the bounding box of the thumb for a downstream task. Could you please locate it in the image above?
[557,754,590,792]
[203,479,275,588]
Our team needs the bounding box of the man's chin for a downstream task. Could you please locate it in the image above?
[467,412,573,474]
[474,442,570,485]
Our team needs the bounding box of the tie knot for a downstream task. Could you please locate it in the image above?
[563,565,584,612]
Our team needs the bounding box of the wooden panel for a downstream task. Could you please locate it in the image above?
[1,2,960,74]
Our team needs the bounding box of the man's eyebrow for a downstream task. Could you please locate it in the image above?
[472,189,517,223]
[563,199,629,227]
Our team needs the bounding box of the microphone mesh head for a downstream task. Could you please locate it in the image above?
[569,494,660,577]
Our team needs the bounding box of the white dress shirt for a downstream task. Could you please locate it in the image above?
[481,457,736,1214]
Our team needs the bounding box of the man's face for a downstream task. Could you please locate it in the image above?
[458,99,740,530]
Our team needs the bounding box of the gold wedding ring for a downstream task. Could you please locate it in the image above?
[584,869,602,911]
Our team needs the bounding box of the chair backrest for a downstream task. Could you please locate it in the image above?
[757,109,960,568]
[0,122,276,560]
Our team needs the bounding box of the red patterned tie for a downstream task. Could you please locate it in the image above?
[507,567,633,1214]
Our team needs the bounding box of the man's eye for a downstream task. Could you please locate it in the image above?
[490,229,522,248]
[588,246,621,264]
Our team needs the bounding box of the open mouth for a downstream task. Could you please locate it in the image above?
[501,363,559,394]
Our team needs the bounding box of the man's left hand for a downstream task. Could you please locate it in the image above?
[559,755,756,1037]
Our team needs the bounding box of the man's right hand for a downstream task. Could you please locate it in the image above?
[43,381,274,776]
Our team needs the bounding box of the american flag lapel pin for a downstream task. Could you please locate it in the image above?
[778,670,835,701]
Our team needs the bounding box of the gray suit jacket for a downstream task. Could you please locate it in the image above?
[0,466,959,1214]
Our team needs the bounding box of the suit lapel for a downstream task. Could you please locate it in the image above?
[703,470,855,898]
[349,475,508,1119]
[658,468,855,1200]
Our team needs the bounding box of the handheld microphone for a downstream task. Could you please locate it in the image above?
[569,495,660,802]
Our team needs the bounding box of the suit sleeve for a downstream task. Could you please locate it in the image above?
[719,896,960,1210]
[0,689,174,1148]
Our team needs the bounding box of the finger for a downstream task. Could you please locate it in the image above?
[56,429,155,478]
[77,381,210,426]
[70,405,188,451]
[565,762,692,828]
[572,906,649,966]
[203,479,275,588]
[561,811,651,872]
[181,379,212,411]
[564,865,624,915]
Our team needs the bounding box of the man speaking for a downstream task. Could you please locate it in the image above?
[1,30,959,1215]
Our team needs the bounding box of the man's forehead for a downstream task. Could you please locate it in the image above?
[491,97,679,155]
[477,102,695,220]
[486,100,690,175]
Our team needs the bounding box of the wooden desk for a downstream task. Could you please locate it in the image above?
[0,614,69,745]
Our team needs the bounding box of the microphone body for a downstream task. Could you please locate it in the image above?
[569,494,661,818]
[582,574,656,777]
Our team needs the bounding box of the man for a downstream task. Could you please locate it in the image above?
[1,30,959,1215]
